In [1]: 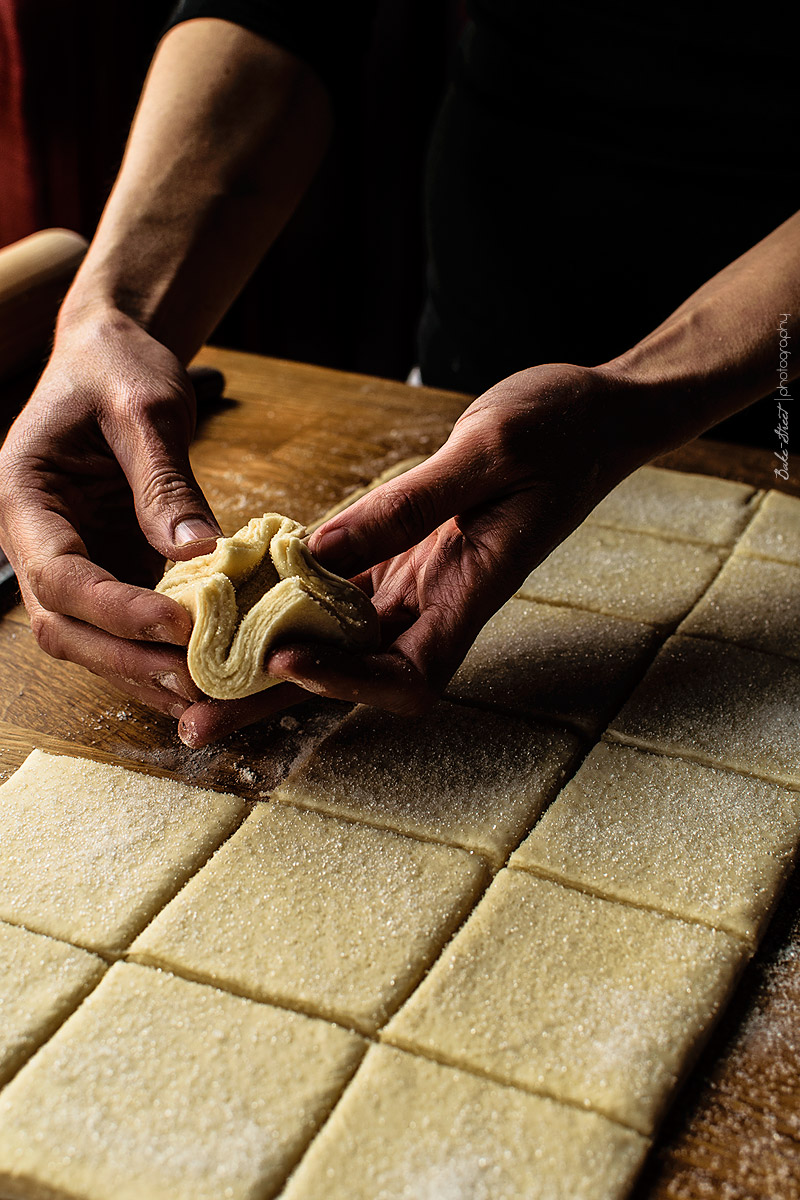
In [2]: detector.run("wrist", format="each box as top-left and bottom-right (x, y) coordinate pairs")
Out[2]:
(595, 299), (791, 463)
(54, 291), (144, 348)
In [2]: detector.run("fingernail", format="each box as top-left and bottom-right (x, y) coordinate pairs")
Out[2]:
(144, 622), (182, 646)
(174, 518), (220, 547)
(153, 671), (195, 701)
(178, 720), (200, 747)
(312, 527), (356, 573)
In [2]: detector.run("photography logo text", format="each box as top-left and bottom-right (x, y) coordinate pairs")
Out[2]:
(775, 314), (791, 481)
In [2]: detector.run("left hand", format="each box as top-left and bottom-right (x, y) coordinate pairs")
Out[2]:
(179, 361), (641, 746)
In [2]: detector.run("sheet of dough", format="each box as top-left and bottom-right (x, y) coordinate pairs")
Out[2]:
(307, 455), (427, 533)
(272, 699), (579, 864)
(515, 524), (725, 629)
(736, 489), (800, 567)
(382, 870), (745, 1135)
(0, 922), (105, 1088)
(510, 742), (800, 943)
(0, 750), (246, 954)
(282, 1044), (649, 1200)
(156, 513), (379, 699)
(678, 553), (800, 662)
(445, 598), (660, 735)
(129, 801), (489, 1034)
(586, 466), (758, 546)
(0, 962), (365, 1200)
(608, 634), (800, 789)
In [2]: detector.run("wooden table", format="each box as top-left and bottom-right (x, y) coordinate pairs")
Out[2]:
(2, 346), (799, 1199)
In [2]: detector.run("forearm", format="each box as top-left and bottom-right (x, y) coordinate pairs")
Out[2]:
(600, 209), (800, 465)
(58, 18), (332, 361)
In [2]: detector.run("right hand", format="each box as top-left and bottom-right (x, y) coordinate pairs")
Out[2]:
(0, 309), (224, 717)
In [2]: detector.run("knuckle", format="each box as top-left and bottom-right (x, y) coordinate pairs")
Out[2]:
(136, 461), (197, 513)
(25, 558), (51, 606)
(29, 610), (64, 660)
(107, 639), (135, 681)
(27, 557), (76, 612)
(376, 485), (438, 543)
(0, 461), (26, 534)
(105, 386), (193, 455)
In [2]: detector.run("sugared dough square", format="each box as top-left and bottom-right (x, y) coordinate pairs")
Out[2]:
(516, 525), (725, 629)
(0, 750), (246, 954)
(0, 963), (365, 1200)
(0, 922), (105, 1087)
(445, 599), (659, 735)
(737, 490), (800, 567)
(272, 699), (579, 864)
(586, 466), (757, 546)
(678, 554), (800, 662)
(129, 802), (489, 1034)
(282, 1044), (649, 1200)
(510, 742), (800, 943)
(382, 871), (745, 1135)
(608, 635), (800, 788)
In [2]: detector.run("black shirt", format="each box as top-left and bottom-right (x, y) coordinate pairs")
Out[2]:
(167, 1), (800, 394)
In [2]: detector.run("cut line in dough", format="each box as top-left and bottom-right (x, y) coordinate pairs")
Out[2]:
(307, 455), (427, 533)
(282, 1044), (650, 1200)
(156, 513), (379, 699)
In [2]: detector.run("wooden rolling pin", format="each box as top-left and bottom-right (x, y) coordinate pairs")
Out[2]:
(0, 228), (87, 383)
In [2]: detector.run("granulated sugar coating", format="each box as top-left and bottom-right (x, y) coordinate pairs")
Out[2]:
(510, 742), (800, 943)
(737, 489), (800, 567)
(282, 1044), (649, 1200)
(0, 963), (365, 1200)
(383, 871), (746, 1136)
(272, 699), (580, 864)
(445, 599), (659, 735)
(643, 913), (800, 1197)
(0, 750), (246, 954)
(608, 635), (800, 789)
(129, 802), (489, 1034)
(0, 923), (105, 1087)
(585, 467), (757, 546)
(516, 525), (725, 630)
(678, 553), (800, 662)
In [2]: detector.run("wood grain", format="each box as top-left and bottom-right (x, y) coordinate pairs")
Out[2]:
(1, 346), (799, 1197)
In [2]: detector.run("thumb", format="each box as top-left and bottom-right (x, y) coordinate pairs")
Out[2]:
(109, 403), (221, 560)
(309, 433), (497, 576)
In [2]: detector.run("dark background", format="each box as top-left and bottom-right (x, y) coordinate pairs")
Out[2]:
(0, 0), (784, 446)
(0, 0), (460, 381)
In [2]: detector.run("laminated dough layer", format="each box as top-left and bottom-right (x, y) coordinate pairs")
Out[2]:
(0, 963), (365, 1200)
(383, 870), (746, 1135)
(0, 922), (105, 1088)
(608, 635), (800, 789)
(129, 801), (489, 1034)
(678, 553), (800, 662)
(445, 598), (660, 734)
(156, 512), (379, 699)
(585, 466), (757, 546)
(282, 1044), (650, 1200)
(272, 699), (580, 864)
(736, 490), (800, 567)
(516, 524), (725, 629)
(0, 750), (245, 954)
(510, 741), (800, 943)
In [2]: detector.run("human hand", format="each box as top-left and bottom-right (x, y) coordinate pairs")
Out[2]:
(0, 310), (224, 717)
(179, 361), (639, 745)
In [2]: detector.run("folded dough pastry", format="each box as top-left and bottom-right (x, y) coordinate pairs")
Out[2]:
(156, 513), (379, 699)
